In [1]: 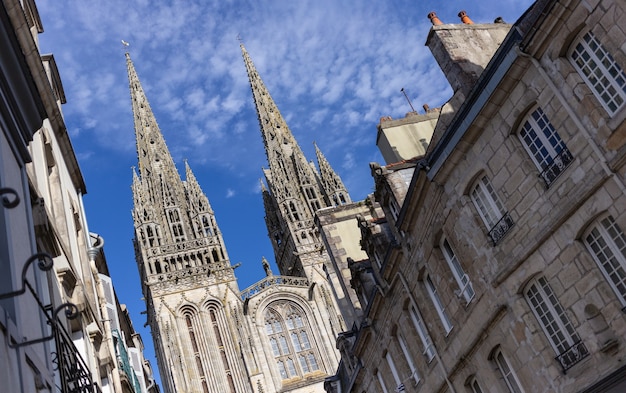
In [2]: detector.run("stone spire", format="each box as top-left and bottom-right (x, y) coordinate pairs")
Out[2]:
(314, 142), (351, 206)
(241, 43), (334, 276)
(126, 52), (181, 190)
(126, 51), (232, 281)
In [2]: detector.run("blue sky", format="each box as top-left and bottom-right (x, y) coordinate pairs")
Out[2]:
(36, 0), (535, 386)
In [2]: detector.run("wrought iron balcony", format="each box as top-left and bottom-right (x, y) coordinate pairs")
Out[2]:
(488, 212), (514, 245)
(540, 147), (574, 188)
(53, 320), (96, 393)
(555, 340), (589, 373)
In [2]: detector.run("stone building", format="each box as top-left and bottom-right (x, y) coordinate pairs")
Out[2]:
(0, 0), (156, 392)
(128, 43), (357, 393)
(329, 1), (626, 392)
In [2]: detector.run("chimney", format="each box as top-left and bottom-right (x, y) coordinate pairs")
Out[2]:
(426, 11), (511, 96)
(428, 12), (443, 26)
(458, 10), (474, 24)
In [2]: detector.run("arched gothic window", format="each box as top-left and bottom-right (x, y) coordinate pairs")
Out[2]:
(183, 310), (210, 393)
(202, 215), (213, 236)
(264, 302), (321, 381)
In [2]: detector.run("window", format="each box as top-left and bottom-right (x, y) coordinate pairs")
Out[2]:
(493, 348), (524, 393)
(470, 175), (513, 245)
(201, 215), (213, 236)
(466, 376), (484, 393)
(525, 277), (588, 371)
(184, 311), (209, 393)
(265, 302), (321, 380)
(519, 107), (573, 187)
(397, 334), (419, 385)
(425, 276), (453, 334)
(409, 304), (435, 361)
(583, 215), (626, 308)
(167, 209), (186, 242)
(376, 370), (390, 393)
(385, 352), (402, 392)
(570, 31), (626, 116)
(388, 197), (400, 221)
(441, 238), (475, 304)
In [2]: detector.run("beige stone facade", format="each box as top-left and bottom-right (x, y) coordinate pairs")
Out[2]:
(376, 111), (438, 165)
(329, 1), (626, 392)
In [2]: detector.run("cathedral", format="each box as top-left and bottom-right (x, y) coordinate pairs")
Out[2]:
(127, 43), (353, 393)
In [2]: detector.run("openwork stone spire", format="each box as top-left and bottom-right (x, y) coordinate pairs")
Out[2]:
(315, 142), (351, 206)
(241, 43), (351, 276)
(126, 51), (231, 283)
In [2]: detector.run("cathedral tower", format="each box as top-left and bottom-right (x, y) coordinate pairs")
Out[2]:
(240, 44), (352, 279)
(127, 52), (251, 393)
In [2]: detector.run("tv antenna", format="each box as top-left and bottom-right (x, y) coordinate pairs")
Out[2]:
(400, 87), (416, 113)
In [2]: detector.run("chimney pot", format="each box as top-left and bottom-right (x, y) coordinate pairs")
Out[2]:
(428, 12), (443, 26)
(458, 10), (474, 24)
(423, 104), (430, 112)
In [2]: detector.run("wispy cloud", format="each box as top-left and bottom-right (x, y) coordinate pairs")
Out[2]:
(37, 0), (534, 199)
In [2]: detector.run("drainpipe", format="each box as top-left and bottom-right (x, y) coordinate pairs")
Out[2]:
(515, 46), (626, 195)
(88, 233), (123, 393)
(396, 272), (457, 393)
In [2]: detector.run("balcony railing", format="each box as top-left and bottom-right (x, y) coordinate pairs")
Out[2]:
(240, 275), (309, 300)
(540, 147), (574, 188)
(555, 340), (589, 373)
(53, 319), (95, 393)
(488, 212), (514, 246)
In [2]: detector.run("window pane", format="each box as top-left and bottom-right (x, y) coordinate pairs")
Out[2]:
(570, 32), (626, 116)
(585, 216), (626, 305)
(426, 276), (453, 333)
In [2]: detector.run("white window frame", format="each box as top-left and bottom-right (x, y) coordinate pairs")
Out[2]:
(376, 370), (390, 393)
(583, 215), (626, 308)
(518, 107), (572, 188)
(397, 334), (420, 385)
(441, 238), (475, 304)
(570, 31), (626, 116)
(493, 349), (524, 393)
(425, 275), (453, 335)
(525, 277), (586, 370)
(467, 376), (484, 393)
(470, 176), (506, 230)
(385, 352), (402, 391)
(409, 304), (435, 362)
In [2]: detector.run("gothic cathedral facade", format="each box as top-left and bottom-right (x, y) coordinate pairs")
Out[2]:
(127, 44), (350, 393)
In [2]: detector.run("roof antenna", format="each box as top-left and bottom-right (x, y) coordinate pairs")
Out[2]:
(400, 88), (417, 113)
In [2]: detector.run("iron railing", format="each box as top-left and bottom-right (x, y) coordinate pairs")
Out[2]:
(53, 317), (96, 393)
(488, 212), (514, 246)
(555, 340), (589, 373)
(540, 147), (574, 188)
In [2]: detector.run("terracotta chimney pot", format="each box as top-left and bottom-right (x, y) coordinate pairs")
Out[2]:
(428, 12), (443, 26)
(458, 10), (474, 24)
